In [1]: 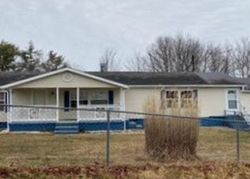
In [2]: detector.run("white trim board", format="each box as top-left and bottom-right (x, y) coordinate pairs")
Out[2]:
(129, 84), (245, 88)
(0, 68), (128, 89)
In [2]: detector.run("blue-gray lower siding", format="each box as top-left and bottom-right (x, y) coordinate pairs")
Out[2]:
(4, 116), (250, 132)
(0, 122), (7, 130)
(79, 121), (125, 132)
(9, 122), (56, 132)
(201, 115), (250, 130)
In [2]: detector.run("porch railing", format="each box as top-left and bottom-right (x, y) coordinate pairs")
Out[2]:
(9, 105), (57, 122)
(6, 105), (124, 122)
(78, 105), (123, 121)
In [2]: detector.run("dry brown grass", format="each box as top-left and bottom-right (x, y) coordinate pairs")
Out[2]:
(0, 128), (249, 168)
(0, 128), (250, 178)
(144, 97), (199, 160)
(1, 162), (250, 178)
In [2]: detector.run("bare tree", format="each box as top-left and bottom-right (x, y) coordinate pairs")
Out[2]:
(200, 45), (211, 72)
(146, 36), (175, 72)
(233, 37), (250, 77)
(128, 34), (204, 72)
(125, 34), (250, 77)
(173, 34), (203, 72)
(125, 52), (149, 71)
(99, 48), (119, 72)
(200, 43), (233, 75)
(221, 43), (233, 75)
(205, 44), (223, 72)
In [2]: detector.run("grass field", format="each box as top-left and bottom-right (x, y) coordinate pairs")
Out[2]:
(0, 127), (250, 167)
(0, 127), (250, 178)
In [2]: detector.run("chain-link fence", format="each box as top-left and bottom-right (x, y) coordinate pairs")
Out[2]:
(0, 104), (249, 167)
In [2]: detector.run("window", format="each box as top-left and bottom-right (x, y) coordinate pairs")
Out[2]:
(163, 90), (179, 108)
(90, 91), (108, 105)
(80, 91), (88, 105)
(227, 90), (238, 110)
(0, 92), (6, 111)
(70, 91), (77, 108)
(180, 90), (197, 107)
(161, 89), (198, 108)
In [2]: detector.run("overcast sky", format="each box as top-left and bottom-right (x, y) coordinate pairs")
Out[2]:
(0, 0), (249, 70)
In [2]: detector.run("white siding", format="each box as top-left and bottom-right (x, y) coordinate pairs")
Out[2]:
(124, 87), (239, 117)
(240, 92), (250, 112)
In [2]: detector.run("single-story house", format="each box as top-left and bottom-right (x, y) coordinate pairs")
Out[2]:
(0, 67), (249, 133)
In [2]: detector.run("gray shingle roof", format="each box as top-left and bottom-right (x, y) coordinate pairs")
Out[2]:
(236, 78), (250, 90)
(89, 72), (243, 85)
(0, 71), (43, 86)
(0, 70), (244, 87)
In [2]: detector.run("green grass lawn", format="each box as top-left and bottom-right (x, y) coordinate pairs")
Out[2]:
(0, 127), (249, 168)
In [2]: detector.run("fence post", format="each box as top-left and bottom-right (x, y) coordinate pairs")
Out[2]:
(106, 109), (111, 166)
(235, 112), (240, 163)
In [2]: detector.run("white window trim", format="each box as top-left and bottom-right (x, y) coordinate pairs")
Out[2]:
(180, 90), (196, 108)
(162, 90), (179, 108)
(225, 89), (240, 111)
(89, 90), (109, 105)
(79, 89), (109, 106)
(79, 90), (89, 105)
(0, 91), (8, 112)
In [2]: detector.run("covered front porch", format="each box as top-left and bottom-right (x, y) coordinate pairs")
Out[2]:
(9, 87), (126, 122)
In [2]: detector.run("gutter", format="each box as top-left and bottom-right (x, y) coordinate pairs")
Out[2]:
(128, 84), (246, 88)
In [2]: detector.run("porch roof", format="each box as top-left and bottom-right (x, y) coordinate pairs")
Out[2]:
(0, 68), (128, 89)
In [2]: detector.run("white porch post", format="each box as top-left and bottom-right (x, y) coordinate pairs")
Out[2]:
(56, 88), (59, 122)
(120, 88), (126, 111)
(119, 88), (126, 130)
(7, 89), (13, 127)
(76, 88), (80, 121)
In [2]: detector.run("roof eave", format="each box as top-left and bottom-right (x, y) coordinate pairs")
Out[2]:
(128, 84), (245, 88)
(0, 68), (129, 89)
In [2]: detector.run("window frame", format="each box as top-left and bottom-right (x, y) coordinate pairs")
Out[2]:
(90, 90), (109, 105)
(0, 91), (7, 112)
(79, 90), (89, 105)
(161, 90), (179, 108)
(180, 90), (198, 108)
(161, 89), (198, 108)
(69, 90), (77, 108)
(226, 89), (239, 111)
(79, 90), (109, 106)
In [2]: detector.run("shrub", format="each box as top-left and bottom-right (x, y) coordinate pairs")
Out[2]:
(144, 96), (199, 160)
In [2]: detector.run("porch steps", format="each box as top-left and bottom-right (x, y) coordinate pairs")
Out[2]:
(54, 122), (79, 134)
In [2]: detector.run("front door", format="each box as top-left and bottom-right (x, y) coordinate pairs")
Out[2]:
(64, 91), (70, 111)
(59, 89), (77, 121)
